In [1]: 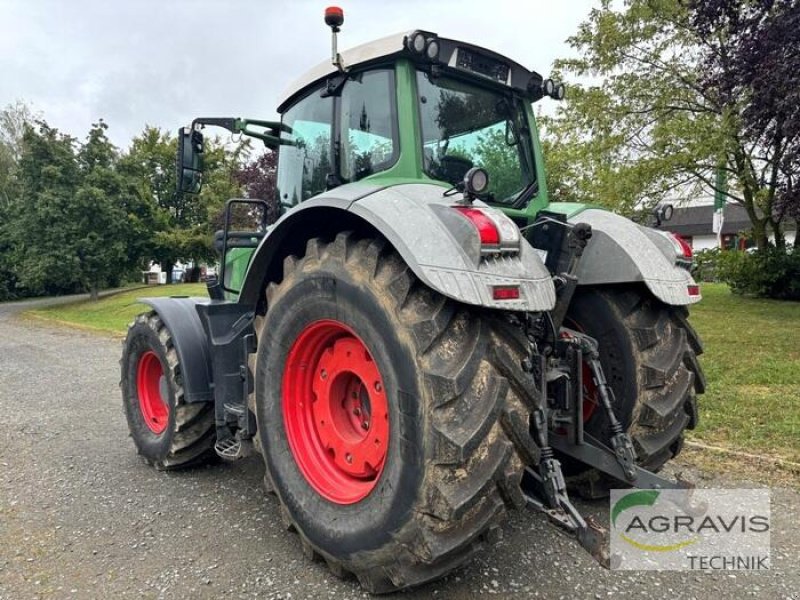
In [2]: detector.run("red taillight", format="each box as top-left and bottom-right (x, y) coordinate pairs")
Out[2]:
(688, 284), (700, 296)
(453, 207), (500, 246)
(672, 233), (693, 260)
(492, 286), (520, 300)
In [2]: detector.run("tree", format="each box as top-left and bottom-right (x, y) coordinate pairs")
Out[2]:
(6, 120), (135, 299)
(119, 127), (249, 283)
(70, 121), (133, 299)
(0, 101), (36, 300)
(117, 126), (179, 280)
(234, 150), (279, 224)
(543, 0), (799, 249)
(689, 0), (800, 249)
(7, 121), (80, 296)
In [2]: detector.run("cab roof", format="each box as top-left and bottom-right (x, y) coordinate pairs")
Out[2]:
(276, 31), (541, 113)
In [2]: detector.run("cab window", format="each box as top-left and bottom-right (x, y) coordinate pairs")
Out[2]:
(339, 69), (398, 182)
(416, 70), (533, 203)
(276, 89), (333, 207)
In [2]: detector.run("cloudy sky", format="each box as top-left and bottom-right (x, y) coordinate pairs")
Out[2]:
(0, 0), (596, 148)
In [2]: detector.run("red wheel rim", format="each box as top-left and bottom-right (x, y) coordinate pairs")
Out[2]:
(137, 350), (169, 434)
(561, 323), (599, 422)
(282, 320), (389, 504)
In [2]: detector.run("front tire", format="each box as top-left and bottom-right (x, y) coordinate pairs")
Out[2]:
(120, 311), (216, 469)
(255, 233), (532, 593)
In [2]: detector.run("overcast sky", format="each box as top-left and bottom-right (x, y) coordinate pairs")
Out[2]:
(0, 0), (596, 149)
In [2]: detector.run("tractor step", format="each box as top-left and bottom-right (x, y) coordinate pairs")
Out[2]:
(214, 437), (253, 461)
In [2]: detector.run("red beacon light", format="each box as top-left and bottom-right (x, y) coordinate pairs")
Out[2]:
(324, 6), (344, 30)
(324, 7), (345, 71)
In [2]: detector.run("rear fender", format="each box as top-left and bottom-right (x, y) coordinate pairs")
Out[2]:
(139, 297), (214, 403)
(239, 183), (556, 311)
(569, 209), (700, 305)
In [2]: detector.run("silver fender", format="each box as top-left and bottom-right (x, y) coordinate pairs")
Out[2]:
(569, 209), (700, 305)
(239, 182), (555, 311)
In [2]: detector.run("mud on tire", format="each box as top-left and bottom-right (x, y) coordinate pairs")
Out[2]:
(120, 311), (216, 470)
(254, 233), (534, 593)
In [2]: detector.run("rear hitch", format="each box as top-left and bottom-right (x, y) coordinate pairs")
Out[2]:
(519, 311), (693, 569)
(518, 316), (612, 567)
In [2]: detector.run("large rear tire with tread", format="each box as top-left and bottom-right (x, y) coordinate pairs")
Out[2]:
(563, 285), (704, 497)
(254, 233), (533, 593)
(120, 311), (217, 470)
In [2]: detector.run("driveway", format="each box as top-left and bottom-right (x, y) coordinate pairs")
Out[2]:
(0, 300), (797, 599)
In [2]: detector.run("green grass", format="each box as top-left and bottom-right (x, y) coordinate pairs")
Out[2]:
(25, 284), (208, 335)
(688, 283), (800, 463)
(24, 281), (800, 463)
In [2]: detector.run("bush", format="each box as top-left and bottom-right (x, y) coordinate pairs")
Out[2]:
(692, 248), (721, 282)
(715, 247), (800, 300)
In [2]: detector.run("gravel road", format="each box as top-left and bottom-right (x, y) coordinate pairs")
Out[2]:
(1, 298), (798, 599)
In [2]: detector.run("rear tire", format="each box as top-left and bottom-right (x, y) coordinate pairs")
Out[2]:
(255, 233), (533, 593)
(120, 311), (216, 470)
(563, 286), (704, 497)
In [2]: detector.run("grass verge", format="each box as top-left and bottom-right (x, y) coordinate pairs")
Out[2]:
(688, 283), (800, 466)
(24, 284), (207, 335)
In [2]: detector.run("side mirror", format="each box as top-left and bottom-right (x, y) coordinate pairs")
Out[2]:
(177, 127), (204, 194)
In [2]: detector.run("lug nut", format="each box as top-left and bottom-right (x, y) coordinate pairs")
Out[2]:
(345, 453), (352, 464)
(362, 421), (369, 430)
(374, 381), (382, 392)
(353, 407), (361, 416)
(320, 369), (327, 380)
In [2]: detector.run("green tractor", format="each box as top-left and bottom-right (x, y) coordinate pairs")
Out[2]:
(121, 7), (704, 593)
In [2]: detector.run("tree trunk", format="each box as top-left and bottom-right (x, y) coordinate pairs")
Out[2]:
(733, 149), (770, 251)
(771, 220), (786, 251)
(164, 261), (174, 285)
(90, 282), (99, 301)
(752, 219), (769, 251)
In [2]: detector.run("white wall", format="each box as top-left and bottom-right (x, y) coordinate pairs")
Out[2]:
(692, 235), (718, 251)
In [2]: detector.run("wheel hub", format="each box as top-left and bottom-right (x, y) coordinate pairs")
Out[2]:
(282, 320), (389, 504)
(136, 350), (169, 434)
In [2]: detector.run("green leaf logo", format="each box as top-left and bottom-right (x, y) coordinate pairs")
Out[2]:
(612, 490), (699, 552)
(612, 490), (660, 528)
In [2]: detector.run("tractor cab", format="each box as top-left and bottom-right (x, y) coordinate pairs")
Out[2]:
(271, 26), (564, 210)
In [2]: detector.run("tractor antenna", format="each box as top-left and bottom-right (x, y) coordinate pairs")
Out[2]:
(325, 6), (346, 72)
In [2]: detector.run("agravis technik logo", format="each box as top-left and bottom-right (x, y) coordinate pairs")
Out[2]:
(610, 488), (770, 570)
